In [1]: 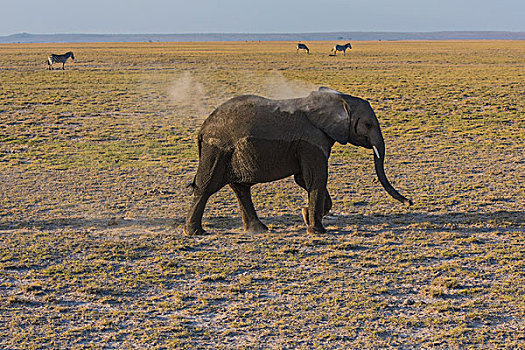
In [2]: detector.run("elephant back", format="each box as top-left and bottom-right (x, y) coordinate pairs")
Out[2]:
(199, 95), (331, 152)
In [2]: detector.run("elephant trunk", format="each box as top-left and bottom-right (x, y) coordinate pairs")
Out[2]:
(373, 141), (413, 206)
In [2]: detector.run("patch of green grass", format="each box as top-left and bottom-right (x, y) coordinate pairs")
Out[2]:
(0, 41), (524, 349)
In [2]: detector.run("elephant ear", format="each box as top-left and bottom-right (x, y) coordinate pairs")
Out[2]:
(304, 91), (351, 144)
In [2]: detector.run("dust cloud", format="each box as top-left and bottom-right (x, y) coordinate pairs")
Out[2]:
(260, 72), (317, 99)
(167, 71), (207, 114)
(166, 70), (318, 117)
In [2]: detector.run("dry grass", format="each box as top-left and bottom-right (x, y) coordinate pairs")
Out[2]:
(0, 41), (524, 349)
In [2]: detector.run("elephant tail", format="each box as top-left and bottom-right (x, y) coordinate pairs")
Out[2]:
(187, 177), (197, 194)
(197, 133), (203, 158)
(187, 134), (203, 194)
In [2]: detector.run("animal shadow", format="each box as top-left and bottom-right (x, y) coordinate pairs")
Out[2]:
(1, 210), (522, 235)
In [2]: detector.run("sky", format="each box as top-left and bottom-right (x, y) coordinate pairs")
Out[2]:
(1, 0), (524, 36)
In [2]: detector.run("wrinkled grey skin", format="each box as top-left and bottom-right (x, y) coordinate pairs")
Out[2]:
(184, 87), (412, 235)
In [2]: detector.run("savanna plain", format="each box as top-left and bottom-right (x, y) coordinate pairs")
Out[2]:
(0, 41), (524, 349)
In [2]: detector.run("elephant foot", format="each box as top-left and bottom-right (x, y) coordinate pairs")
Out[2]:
(302, 206), (330, 225)
(184, 224), (206, 236)
(302, 208), (327, 234)
(307, 225), (326, 235)
(245, 220), (268, 234)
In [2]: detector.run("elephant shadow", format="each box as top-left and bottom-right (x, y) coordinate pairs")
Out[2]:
(202, 209), (524, 235)
(1, 210), (522, 235)
(328, 210), (524, 235)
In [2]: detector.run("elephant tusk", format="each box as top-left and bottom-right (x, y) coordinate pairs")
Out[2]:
(373, 146), (380, 159)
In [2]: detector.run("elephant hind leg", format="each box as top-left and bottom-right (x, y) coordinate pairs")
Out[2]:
(230, 183), (268, 233)
(184, 194), (211, 235)
(184, 147), (230, 235)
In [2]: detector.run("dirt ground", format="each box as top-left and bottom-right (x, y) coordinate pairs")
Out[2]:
(0, 41), (524, 349)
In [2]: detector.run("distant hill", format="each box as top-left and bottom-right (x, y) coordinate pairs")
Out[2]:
(1, 31), (524, 43)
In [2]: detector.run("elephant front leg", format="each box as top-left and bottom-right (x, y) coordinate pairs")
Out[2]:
(301, 189), (331, 226)
(294, 158), (330, 234)
(230, 183), (268, 233)
(306, 188), (327, 234)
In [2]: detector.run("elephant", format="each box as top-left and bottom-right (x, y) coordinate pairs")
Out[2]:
(184, 87), (412, 235)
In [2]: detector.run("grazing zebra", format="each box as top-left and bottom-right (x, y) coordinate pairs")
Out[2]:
(296, 43), (310, 54)
(47, 51), (75, 70)
(331, 43), (352, 56)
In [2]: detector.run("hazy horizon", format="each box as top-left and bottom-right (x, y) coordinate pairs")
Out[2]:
(1, 0), (524, 37)
(4, 30), (525, 36)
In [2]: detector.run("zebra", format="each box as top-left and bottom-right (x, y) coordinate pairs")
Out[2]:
(47, 51), (75, 70)
(296, 43), (310, 54)
(331, 43), (352, 56)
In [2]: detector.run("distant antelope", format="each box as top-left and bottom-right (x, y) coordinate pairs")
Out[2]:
(47, 51), (75, 70)
(331, 43), (352, 56)
(296, 43), (310, 54)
